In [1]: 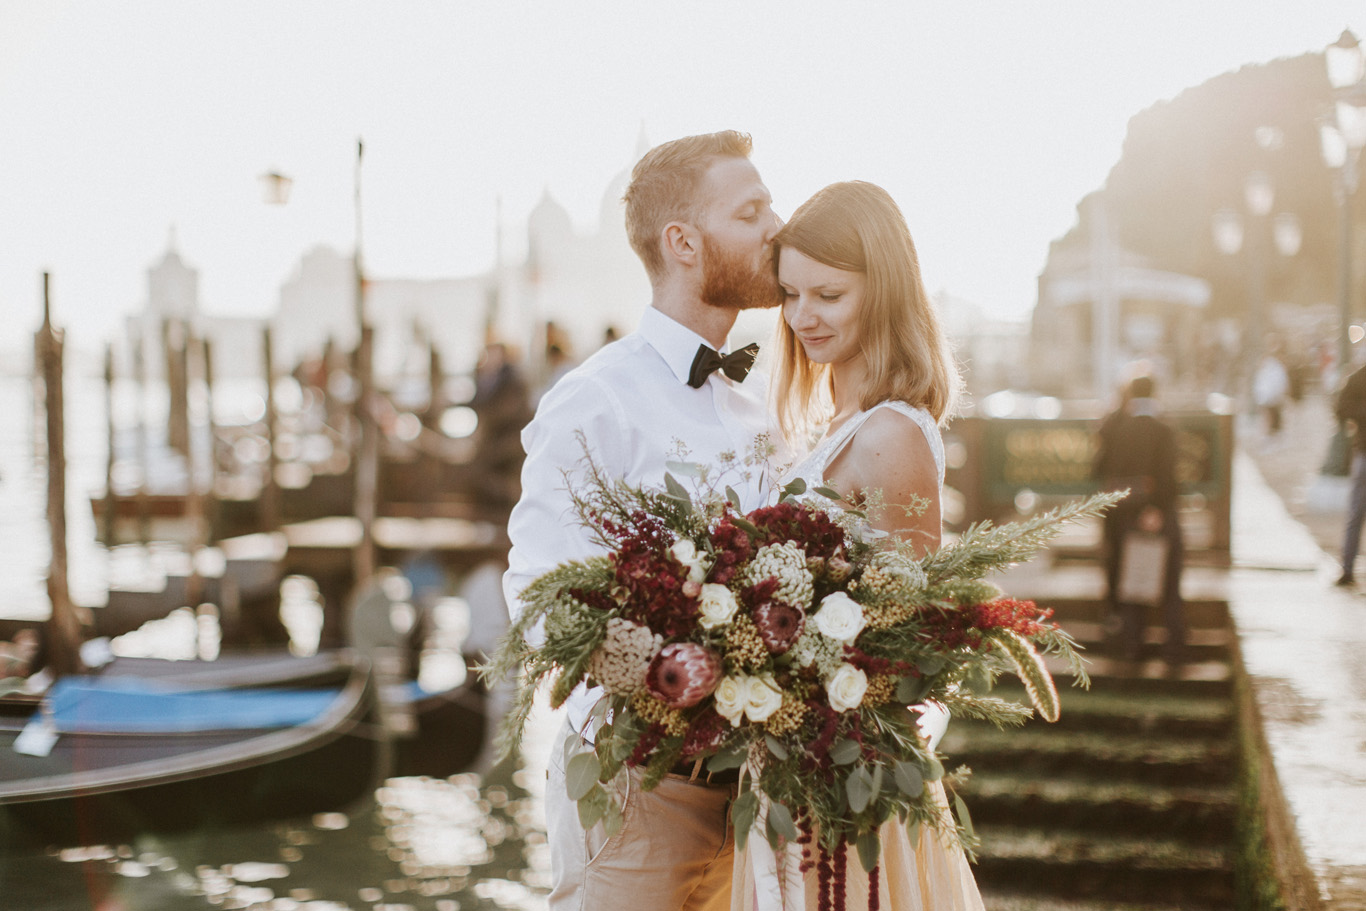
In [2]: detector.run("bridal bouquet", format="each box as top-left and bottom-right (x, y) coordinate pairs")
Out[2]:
(486, 442), (1119, 887)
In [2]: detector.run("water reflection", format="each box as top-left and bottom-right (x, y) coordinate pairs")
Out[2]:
(3, 650), (557, 910)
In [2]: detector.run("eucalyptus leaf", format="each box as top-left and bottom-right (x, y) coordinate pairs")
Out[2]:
(663, 473), (693, 508)
(829, 738), (861, 766)
(924, 756), (944, 782)
(731, 517), (760, 538)
(780, 478), (808, 500)
(894, 760), (924, 797)
(896, 676), (931, 704)
(917, 655), (946, 676)
(725, 486), (743, 508)
(906, 818), (921, 848)
(576, 786), (608, 829)
(731, 791), (760, 851)
(765, 734), (789, 761)
(846, 766), (874, 813)
(602, 798), (625, 838)
(766, 800), (799, 842)
(665, 460), (705, 478)
(707, 745), (748, 773)
(966, 663), (993, 694)
(561, 731), (581, 770)
(855, 829), (881, 873)
(565, 751), (603, 800)
(813, 485), (843, 501)
(953, 792), (976, 841)
(870, 763), (885, 798)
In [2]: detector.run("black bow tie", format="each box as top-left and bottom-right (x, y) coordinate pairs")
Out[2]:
(687, 342), (759, 388)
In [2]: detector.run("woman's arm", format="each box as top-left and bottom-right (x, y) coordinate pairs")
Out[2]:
(823, 407), (942, 556)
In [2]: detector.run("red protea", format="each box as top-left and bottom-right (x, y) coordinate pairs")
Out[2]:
(646, 642), (722, 708)
(753, 601), (805, 654)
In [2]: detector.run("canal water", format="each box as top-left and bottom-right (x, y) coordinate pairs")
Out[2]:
(0, 367), (555, 910)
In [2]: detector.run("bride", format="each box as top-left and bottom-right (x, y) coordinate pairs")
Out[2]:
(733, 181), (985, 911)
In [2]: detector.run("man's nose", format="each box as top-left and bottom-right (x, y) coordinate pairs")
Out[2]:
(766, 210), (784, 239)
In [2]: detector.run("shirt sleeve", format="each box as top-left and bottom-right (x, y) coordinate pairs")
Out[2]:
(501, 370), (629, 633)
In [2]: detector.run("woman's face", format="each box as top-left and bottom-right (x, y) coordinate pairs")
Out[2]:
(778, 246), (865, 367)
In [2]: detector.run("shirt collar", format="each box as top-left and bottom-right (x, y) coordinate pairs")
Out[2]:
(638, 306), (723, 386)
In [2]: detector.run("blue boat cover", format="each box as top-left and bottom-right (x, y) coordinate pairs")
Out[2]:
(45, 677), (341, 733)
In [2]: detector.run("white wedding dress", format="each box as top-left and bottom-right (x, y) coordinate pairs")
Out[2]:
(732, 399), (986, 911)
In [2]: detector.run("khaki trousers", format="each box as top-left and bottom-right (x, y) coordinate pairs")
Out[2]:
(546, 720), (735, 911)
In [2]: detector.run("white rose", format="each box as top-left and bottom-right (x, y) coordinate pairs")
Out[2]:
(714, 675), (747, 726)
(814, 592), (867, 644)
(669, 538), (709, 583)
(825, 663), (869, 713)
(743, 675), (785, 723)
(696, 583), (739, 629)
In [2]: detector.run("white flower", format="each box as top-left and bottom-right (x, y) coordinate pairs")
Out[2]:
(714, 675), (747, 726)
(742, 541), (814, 609)
(743, 674), (784, 723)
(814, 591), (866, 644)
(825, 663), (869, 713)
(697, 583), (740, 629)
(670, 538), (709, 583)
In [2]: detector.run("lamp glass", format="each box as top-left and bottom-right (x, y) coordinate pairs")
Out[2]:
(1274, 213), (1303, 256)
(1326, 29), (1365, 89)
(1244, 172), (1275, 216)
(259, 172), (294, 206)
(1321, 122), (1349, 168)
(1212, 208), (1244, 255)
(1336, 101), (1366, 149)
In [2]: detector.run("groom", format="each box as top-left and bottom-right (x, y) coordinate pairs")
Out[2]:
(502, 130), (784, 910)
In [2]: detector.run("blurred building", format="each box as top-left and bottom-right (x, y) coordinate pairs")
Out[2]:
(936, 290), (1030, 401)
(1029, 199), (1211, 399)
(272, 140), (652, 383)
(123, 236), (266, 383)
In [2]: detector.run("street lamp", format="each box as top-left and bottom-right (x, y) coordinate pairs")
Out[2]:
(1211, 156), (1302, 412)
(1319, 29), (1366, 476)
(259, 170), (294, 206)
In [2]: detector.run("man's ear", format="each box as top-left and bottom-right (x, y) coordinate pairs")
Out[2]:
(662, 221), (701, 268)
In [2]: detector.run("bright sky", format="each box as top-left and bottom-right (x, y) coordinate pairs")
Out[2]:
(1, 1), (1361, 361)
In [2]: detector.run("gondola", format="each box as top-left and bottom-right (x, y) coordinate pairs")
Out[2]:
(0, 649), (381, 846)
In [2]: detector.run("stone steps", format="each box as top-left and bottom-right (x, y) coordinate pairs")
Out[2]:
(946, 598), (1241, 909)
(957, 770), (1236, 839)
(943, 726), (1235, 788)
(971, 826), (1234, 909)
(981, 894), (1204, 911)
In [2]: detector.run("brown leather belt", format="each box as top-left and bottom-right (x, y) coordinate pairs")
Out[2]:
(668, 758), (740, 785)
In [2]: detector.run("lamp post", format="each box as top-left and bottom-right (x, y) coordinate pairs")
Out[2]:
(1211, 153), (1302, 415)
(1319, 29), (1366, 476)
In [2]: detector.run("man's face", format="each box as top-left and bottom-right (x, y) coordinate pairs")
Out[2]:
(694, 157), (783, 311)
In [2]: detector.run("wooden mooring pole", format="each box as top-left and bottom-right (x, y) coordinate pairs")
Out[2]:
(102, 342), (118, 547)
(37, 273), (85, 676)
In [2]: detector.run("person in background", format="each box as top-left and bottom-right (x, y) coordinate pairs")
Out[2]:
(1253, 347), (1290, 438)
(1333, 360), (1366, 586)
(1093, 374), (1185, 665)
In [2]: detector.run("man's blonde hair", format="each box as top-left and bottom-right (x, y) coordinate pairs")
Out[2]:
(773, 181), (961, 442)
(623, 131), (753, 281)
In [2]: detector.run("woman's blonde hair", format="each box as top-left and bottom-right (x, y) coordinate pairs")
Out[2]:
(772, 181), (960, 442)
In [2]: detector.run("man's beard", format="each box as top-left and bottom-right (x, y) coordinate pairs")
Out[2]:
(699, 238), (783, 312)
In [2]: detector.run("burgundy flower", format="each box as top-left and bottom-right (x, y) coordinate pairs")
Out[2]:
(680, 707), (730, 759)
(753, 601), (805, 654)
(646, 642), (721, 708)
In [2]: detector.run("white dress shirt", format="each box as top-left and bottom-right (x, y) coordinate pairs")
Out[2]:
(502, 306), (777, 735)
